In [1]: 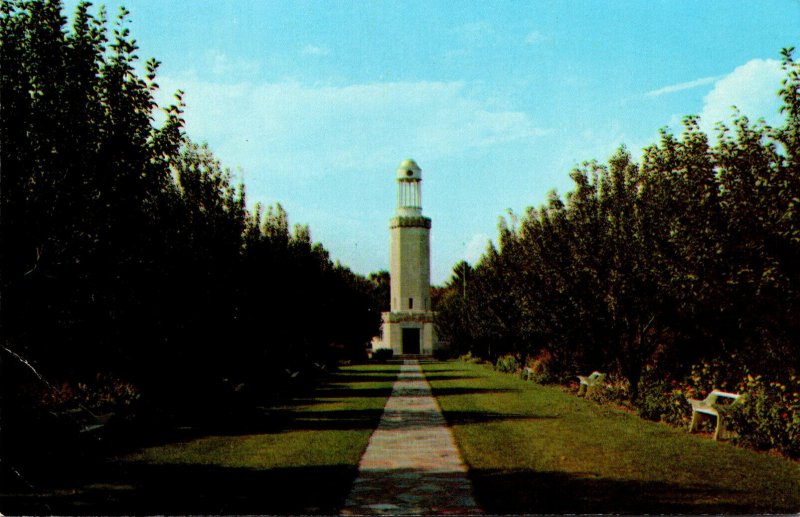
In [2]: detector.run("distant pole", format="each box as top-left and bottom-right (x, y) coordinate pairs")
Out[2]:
(463, 262), (467, 299)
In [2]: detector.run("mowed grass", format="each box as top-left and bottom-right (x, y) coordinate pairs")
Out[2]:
(2, 363), (399, 515)
(423, 360), (800, 514)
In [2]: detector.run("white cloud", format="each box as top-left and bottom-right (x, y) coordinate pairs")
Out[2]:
(645, 75), (721, 97)
(525, 30), (547, 45)
(157, 76), (546, 180)
(152, 74), (545, 282)
(699, 58), (785, 133)
(301, 44), (331, 56)
(206, 50), (260, 77)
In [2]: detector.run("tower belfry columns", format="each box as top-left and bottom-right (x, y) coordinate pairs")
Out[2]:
(398, 181), (422, 209)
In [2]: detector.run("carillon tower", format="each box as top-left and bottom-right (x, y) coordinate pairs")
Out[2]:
(373, 159), (439, 356)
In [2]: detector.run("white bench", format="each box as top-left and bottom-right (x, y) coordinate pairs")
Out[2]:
(577, 371), (606, 396)
(688, 390), (740, 441)
(52, 406), (114, 434)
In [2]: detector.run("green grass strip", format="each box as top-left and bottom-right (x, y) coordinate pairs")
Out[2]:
(3, 363), (399, 515)
(423, 360), (800, 514)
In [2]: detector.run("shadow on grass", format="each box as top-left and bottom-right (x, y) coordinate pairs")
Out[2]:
(419, 374), (483, 382)
(419, 368), (479, 374)
(430, 386), (521, 396)
(469, 468), (770, 515)
(441, 411), (557, 426)
(0, 366), (397, 515)
(326, 374), (401, 384)
(134, 406), (389, 438)
(2, 462), (357, 515)
(131, 369), (397, 439)
(284, 408), (387, 431)
(314, 386), (396, 399)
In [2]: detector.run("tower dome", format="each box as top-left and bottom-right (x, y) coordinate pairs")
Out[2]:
(396, 159), (422, 181)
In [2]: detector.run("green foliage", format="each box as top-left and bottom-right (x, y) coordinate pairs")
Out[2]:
(0, 0), (385, 473)
(432, 347), (455, 360)
(371, 348), (394, 362)
(587, 360), (800, 458)
(728, 375), (800, 458)
(682, 358), (745, 399)
(634, 370), (691, 425)
(522, 350), (556, 384)
(585, 375), (630, 406)
(435, 47), (800, 402)
(459, 351), (483, 364)
(495, 354), (521, 374)
(368, 270), (391, 312)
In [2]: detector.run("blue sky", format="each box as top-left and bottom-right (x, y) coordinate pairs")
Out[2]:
(65, 0), (798, 283)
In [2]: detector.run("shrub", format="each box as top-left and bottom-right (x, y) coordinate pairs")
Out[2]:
(495, 354), (521, 374)
(524, 350), (555, 384)
(40, 373), (140, 415)
(628, 358), (748, 430)
(459, 351), (483, 364)
(727, 374), (800, 458)
(683, 358), (745, 400)
(525, 369), (552, 384)
(433, 348), (455, 360)
(586, 375), (630, 406)
(371, 348), (394, 362)
(636, 374), (691, 425)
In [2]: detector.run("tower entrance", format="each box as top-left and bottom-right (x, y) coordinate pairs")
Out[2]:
(402, 328), (421, 355)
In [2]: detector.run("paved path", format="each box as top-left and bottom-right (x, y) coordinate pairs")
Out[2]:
(341, 360), (482, 515)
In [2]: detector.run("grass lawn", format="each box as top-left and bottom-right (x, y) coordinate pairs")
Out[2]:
(1, 363), (399, 515)
(423, 360), (800, 515)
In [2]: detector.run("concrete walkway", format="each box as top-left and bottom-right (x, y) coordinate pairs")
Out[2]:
(341, 360), (482, 515)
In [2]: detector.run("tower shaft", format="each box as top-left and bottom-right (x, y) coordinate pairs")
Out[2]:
(390, 216), (431, 312)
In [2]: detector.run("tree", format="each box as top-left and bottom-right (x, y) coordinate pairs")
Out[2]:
(435, 47), (800, 396)
(1, 0), (387, 423)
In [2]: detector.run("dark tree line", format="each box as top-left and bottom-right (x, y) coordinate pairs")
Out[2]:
(437, 48), (800, 401)
(1, 0), (384, 430)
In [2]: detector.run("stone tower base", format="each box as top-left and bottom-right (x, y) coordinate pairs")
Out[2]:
(372, 311), (438, 356)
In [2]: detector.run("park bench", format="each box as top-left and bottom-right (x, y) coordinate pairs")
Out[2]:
(577, 371), (606, 396)
(687, 390), (741, 441)
(52, 405), (114, 434)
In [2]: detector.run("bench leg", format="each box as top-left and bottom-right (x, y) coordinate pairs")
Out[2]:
(712, 416), (720, 441)
(714, 416), (725, 441)
(578, 384), (586, 396)
(689, 411), (700, 433)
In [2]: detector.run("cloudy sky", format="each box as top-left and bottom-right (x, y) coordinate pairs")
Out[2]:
(65, 0), (798, 283)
